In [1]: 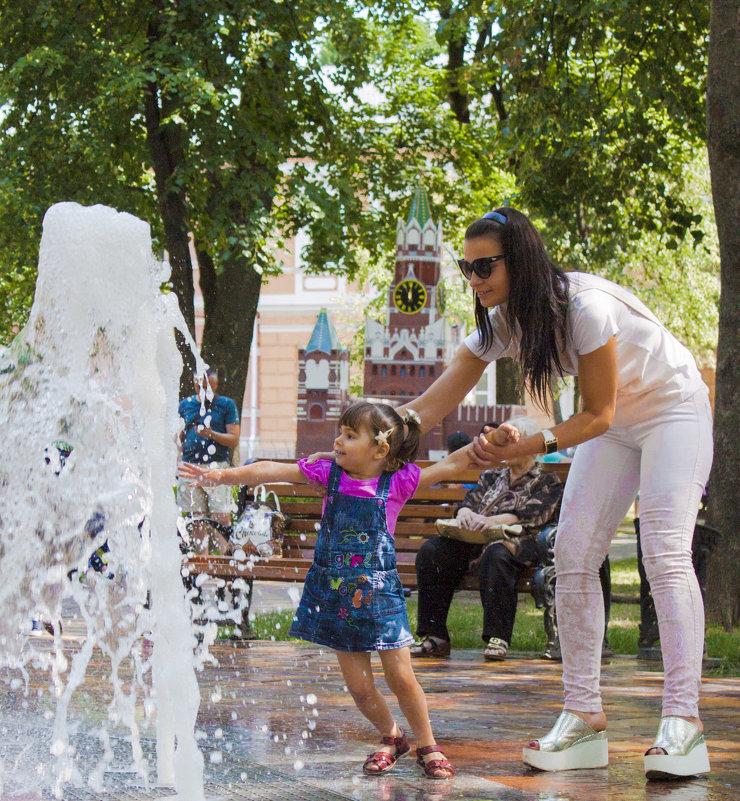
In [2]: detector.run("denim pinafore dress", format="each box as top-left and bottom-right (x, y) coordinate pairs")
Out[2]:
(289, 462), (413, 652)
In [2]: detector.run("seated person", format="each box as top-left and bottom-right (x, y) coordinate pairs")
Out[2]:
(411, 416), (563, 661)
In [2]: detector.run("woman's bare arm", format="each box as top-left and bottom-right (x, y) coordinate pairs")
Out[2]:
(470, 337), (619, 465)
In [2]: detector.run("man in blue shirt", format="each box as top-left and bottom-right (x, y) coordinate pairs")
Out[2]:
(177, 369), (240, 552)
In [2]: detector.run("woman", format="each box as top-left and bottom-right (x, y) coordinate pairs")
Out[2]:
(400, 208), (713, 780)
(412, 416), (563, 662)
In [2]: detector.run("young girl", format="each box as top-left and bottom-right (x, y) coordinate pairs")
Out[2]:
(179, 401), (517, 780)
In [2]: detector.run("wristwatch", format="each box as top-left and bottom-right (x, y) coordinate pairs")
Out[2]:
(541, 429), (559, 455)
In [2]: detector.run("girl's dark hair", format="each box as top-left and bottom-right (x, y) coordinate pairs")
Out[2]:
(465, 207), (569, 410)
(339, 401), (420, 472)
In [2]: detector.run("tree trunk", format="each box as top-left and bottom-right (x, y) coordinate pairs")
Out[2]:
(705, 0), (740, 628)
(496, 357), (524, 404)
(197, 246), (262, 415)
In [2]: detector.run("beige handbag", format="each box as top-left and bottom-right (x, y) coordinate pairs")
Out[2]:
(230, 485), (285, 557)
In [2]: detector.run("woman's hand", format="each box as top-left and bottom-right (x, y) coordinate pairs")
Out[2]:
(489, 422), (520, 445)
(469, 433), (518, 467)
(178, 462), (221, 487)
(456, 508), (490, 531)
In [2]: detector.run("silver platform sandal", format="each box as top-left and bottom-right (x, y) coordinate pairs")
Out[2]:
(644, 717), (710, 780)
(522, 711), (608, 771)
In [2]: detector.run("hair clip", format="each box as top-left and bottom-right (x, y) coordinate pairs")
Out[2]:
(375, 428), (393, 446)
(402, 409), (421, 426)
(481, 211), (507, 225)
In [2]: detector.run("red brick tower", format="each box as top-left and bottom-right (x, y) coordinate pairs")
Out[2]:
(363, 184), (448, 456)
(296, 308), (350, 457)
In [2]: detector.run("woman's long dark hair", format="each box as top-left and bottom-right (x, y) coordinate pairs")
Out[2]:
(465, 207), (569, 411)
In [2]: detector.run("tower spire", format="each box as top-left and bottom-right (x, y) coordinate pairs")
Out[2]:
(406, 182), (433, 227)
(305, 308), (340, 354)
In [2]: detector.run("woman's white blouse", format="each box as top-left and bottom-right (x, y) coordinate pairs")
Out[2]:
(464, 272), (707, 427)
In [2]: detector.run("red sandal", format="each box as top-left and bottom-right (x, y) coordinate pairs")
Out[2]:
(362, 731), (410, 775)
(416, 744), (456, 779)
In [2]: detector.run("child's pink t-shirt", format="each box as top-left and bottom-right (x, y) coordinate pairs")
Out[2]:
(297, 459), (421, 537)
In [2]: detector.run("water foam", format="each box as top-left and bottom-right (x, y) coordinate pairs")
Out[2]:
(0, 203), (204, 799)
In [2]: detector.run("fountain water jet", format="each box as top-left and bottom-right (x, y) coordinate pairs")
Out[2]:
(0, 203), (205, 799)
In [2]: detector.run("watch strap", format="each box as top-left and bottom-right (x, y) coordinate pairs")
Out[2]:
(541, 428), (559, 455)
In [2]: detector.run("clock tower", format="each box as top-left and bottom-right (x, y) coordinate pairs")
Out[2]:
(363, 184), (449, 454)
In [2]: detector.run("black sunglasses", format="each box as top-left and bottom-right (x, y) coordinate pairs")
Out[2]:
(457, 253), (505, 280)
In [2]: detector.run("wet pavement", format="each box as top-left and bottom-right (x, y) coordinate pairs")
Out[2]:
(2, 591), (738, 801)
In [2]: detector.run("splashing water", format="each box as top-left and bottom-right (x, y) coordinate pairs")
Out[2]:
(0, 203), (205, 799)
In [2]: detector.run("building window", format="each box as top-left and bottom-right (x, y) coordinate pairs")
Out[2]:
(419, 367), (425, 377)
(391, 365), (396, 376)
(430, 367), (435, 377)
(410, 366), (415, 376)
(308, 403), (325, 421)
(373, 365), (377, 375)
(381, 366), (387, 376)
(400, 366), (406, 377)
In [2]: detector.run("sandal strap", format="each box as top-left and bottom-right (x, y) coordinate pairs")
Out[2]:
(364, 751), (395, 769)
(416, 744), (444, 757)
(423, 758), (455, 774)
(379, 731), (410, 753)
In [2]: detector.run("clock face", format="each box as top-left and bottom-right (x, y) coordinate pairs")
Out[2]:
(393, 279), (427, 315)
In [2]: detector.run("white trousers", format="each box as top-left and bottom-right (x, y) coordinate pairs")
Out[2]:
(555, 390), (713, 717)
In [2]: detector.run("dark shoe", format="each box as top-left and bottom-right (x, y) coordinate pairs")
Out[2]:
(363, 731), (410, 775)
(410, 637), (451, 658)
(542, 639), (562, 661)
(416, 744), (455, 779)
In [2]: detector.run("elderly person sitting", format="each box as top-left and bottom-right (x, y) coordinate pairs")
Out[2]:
(411, 417), (564, 661)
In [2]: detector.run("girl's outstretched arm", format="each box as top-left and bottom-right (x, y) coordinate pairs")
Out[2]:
(414, 423), (520, 493)
(178, 460), (308, 488)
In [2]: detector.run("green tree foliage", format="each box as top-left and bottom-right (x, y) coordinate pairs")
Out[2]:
(0, 1), (719, 392)
(2, 1), (477, 406)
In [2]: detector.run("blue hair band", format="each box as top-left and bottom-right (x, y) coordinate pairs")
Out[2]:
(481, 211), (507, 225)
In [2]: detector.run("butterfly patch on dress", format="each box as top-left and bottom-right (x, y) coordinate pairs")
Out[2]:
(352, 588), (372, 609)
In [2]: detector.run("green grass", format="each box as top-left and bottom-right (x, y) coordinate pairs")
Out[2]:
(242, 557), (740, 675)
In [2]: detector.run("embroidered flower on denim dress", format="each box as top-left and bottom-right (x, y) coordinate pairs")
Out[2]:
(338, 606), (359, 629)
(339, 528), (370, 545)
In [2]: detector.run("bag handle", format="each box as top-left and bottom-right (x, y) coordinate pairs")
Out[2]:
(252, 483), (281, 513)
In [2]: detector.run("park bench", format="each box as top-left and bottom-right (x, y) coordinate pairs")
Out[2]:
(183, 461), (570, 601)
